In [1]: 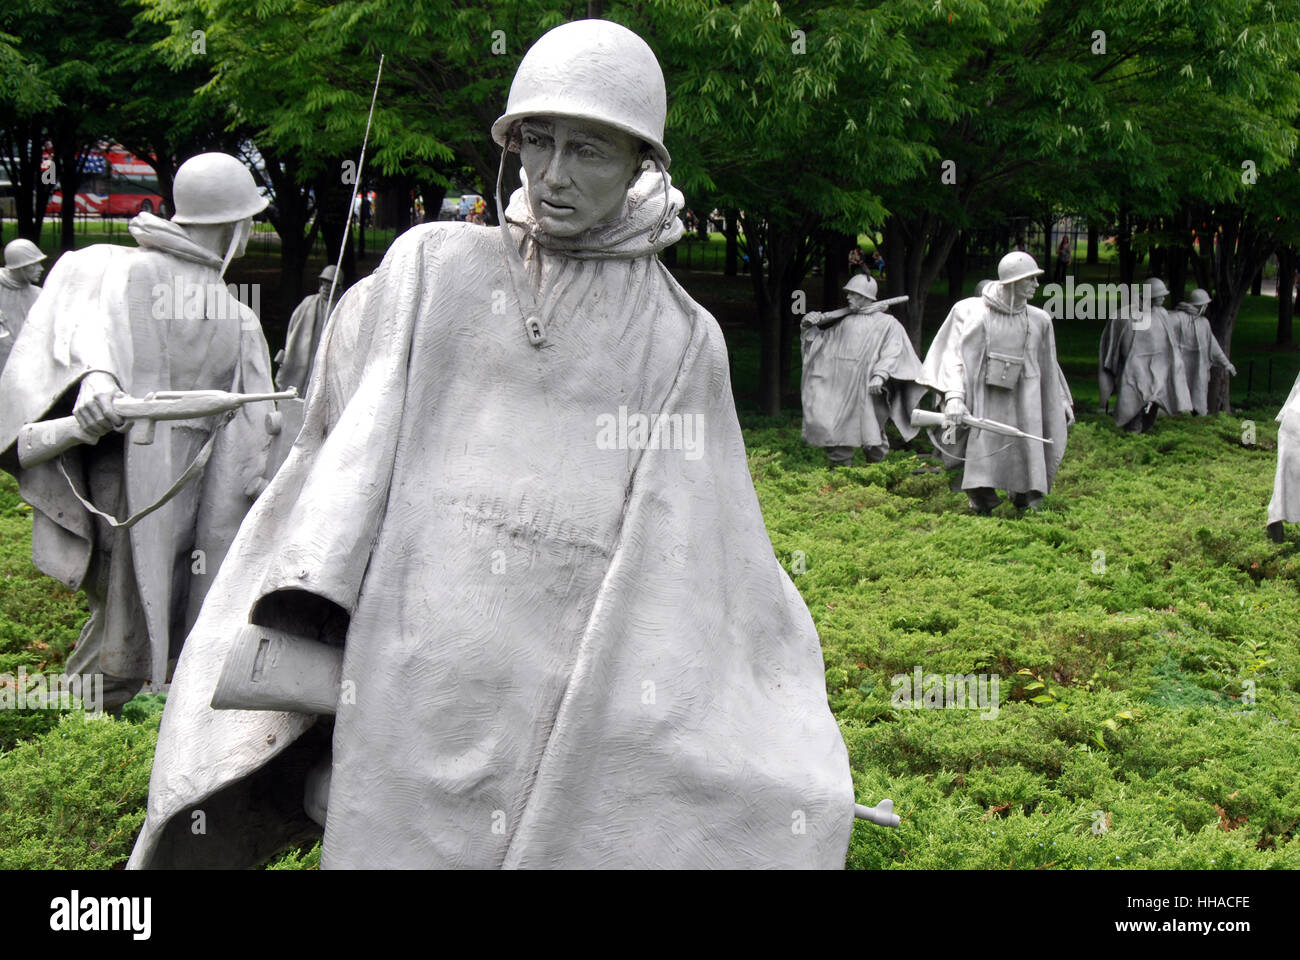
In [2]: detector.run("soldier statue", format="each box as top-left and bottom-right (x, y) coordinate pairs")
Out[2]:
(921, 252), (1074, 513)
(800, 274), (925, 467)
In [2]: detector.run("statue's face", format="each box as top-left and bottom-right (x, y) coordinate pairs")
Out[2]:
(319, 278), (332, 295)
(845, 292), (868, 312)
(519, 116), (642, 237)
(21, 262), (43, 284)
(1013, 275), (1039, 299)
(1151, 294), (1165, 307)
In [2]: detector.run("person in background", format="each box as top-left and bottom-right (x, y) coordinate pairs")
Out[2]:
(1054, 235), (1072, 284)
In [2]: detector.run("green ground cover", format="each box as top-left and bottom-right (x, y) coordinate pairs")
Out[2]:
(0, 257), (1296, 869)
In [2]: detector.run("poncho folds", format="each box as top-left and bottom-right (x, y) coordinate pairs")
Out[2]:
(1268, 372), (1300, 526)
(0, 268), (41, 372)
(1168, 305), (1232, 415)
(273, 288), (337, 395)
(921, 281), (1074, 496)
(129, 170), (854, 869)
(1099, 306), (1189, 427)
(800, 309), (926, 450)
(0, 213), (274, 695)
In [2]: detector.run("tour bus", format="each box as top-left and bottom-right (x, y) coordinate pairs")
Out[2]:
(44, 146), (165, 217)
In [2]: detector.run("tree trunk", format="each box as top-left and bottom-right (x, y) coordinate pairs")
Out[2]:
(946, 229), (966, 299)
(1117, 204), (1135, 286)
(1277, 246), (1296, 347)
(724, 209), (738, 276)
(53, 132), (86, 253)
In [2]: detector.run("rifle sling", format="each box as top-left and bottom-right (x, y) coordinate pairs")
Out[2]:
(56, 411), (235, 530)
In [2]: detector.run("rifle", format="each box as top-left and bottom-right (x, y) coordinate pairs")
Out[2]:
(18, 388), (298, 468)
(804, 295), (910, 329)
(910, 408), (1053, 445)
(854, 799), (901, 828)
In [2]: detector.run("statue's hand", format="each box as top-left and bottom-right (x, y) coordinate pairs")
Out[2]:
(942, 395), (968, 428)
(1226, 362), (1238, 377)
(867, 376), (886, 396)
(802, 312), (822, 329)
(73, 373), (125, 438)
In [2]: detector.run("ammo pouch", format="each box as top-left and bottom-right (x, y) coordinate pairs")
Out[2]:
(984, 316), (1031, 389)
(984, 352), (1025, 389)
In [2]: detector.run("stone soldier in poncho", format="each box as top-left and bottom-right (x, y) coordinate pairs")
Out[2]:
(1099, 278), (1189, 433)
(274, 264), (339, 395)
(800, 274), (925, 467)
(921, 252), (1074, 513)
(130, 20), (854, 870)
(1168, 288), (1235, 414)
(0, 153), (276, 711)
(1267, 371), (1300, 542)
(0, 238), (47, 371)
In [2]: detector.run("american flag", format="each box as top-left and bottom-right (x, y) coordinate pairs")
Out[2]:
(76, 153), (108, 174)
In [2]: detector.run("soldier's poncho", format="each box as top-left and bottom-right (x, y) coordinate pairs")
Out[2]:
(1267, 373), (1300, 526)
(0, 266), (41, 332)
(0, 269), (41, 372)
(0, 213), (274, 694)
(1102, 306), (1189, 427)
(1168, 305), (1232, 414)
(273, 288), (336, 394)
(921, 282), (1073, 496)
(800, 310), (926, 450)
(129, 173), (854, 869)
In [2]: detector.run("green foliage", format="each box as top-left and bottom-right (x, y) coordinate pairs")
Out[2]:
(266, 840), (321, 870)
(750, 406), (1300, 868)
(0, 711), (158, 869)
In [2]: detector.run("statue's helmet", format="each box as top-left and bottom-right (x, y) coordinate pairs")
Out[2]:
(491, 19), (671, 169)
(171, 153), (269, 225)
(997, 251), (1044, 283)
(1185, 287), (1211, 306)
(318, 264), (338, 282)
(4, 238), (46, 269)
(843, 274), (878, 300)
(1145, 277), (1170, 298)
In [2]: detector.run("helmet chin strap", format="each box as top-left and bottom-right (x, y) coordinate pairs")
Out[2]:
(219, 219), (249, 279)
(496, 147), (547, 347)
(647, 156), (673, 246)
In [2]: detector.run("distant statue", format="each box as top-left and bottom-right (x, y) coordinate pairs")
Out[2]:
(1268, 371), (1300, 542)
(1099, 278), (1189, 432)
(920, 252), (1074, 513)
(1168, 288), (1235, 413)
(0, 152), (279, 712)
(130, 19), (856, 870)
(800, 274), (925, 467)
(274, 264), (339, 395)
(0, 239), (48, 367)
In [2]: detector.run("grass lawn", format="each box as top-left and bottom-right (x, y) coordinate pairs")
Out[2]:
(0, 245), (1297, 869)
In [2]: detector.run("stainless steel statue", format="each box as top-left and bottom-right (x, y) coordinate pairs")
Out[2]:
(1168, 288), (1235, 414)
(0, 152), (279, 711)
(274, 264), (339, 395)
(921, 252), (1074, 513)
(800, 274), (925, 467)
(0, 238), (47, 371)
(1268, 370), (1300, 542)
(1099, 278), (1188, 432)
(130, 20), (857, 870)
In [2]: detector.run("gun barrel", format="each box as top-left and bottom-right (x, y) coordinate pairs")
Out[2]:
(16, 389), (299, 468)
(854, 800), (900, 828)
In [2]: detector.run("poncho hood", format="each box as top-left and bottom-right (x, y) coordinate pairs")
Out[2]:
(504, 166), (685, 259)
(128, 212), (224, 269)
